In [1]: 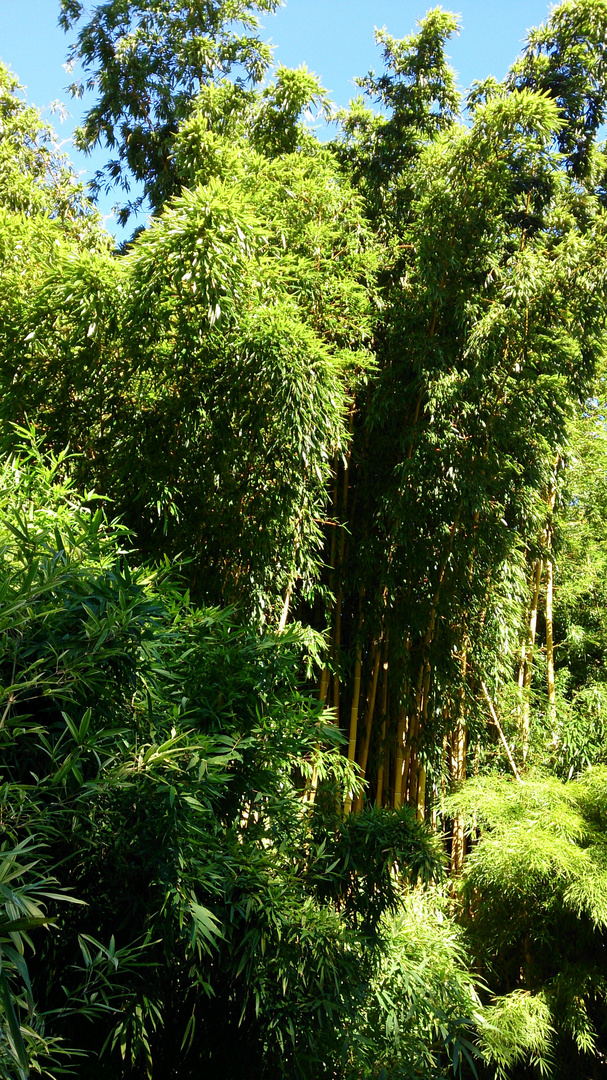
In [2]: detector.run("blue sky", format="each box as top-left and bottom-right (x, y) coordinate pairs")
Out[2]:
(1, 0), (552, 238)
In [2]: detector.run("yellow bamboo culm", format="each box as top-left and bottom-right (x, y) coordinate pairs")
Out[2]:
(416, 764), (426, 822)
(393, 706), (407, 809)
(278, 587), (291, 632)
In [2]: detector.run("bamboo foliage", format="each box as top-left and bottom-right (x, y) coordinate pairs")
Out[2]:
(315, 10), (607, 820)
(3, 7), (607, 833)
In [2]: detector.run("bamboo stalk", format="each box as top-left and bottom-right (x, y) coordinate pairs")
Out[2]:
(546, 555), (556, 740)
(278, 587), (291, 632)
(347, 643), (363, 765)
(357, 647), (381, 775)
(481, 680), (522, 782)
(344, 586), (365, 816)
(520, 558), (542, 760)
(331, 430), (353, 723)
(375, 655), (389, 807)
(546, 475), (557, 742)
(416, 764), (426, 822)
(450, 648), (468, 875)
(393, 706), (407, 809)
(319, 667), (330, 707)
(318, 465), (340, 704)
(353, 645), (381, 813)
(332, 584), (342, 719)
(304, 762), (319, 807)
(375, 720), (388, 807)
(408, 747), (419, 809)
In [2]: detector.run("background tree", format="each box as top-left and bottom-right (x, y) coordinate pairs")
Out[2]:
(59, 0), (281, 220)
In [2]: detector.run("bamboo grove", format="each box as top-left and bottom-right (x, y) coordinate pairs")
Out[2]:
(5, 0), (607, 1075)
(7, 3), (607, 834)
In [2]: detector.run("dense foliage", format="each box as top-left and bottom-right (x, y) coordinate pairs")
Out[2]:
(0, 432), (445, 1078)
(3, 0), (607, 1076)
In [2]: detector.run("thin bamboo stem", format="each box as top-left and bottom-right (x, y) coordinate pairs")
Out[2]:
(546, 475), (557, 742)
(481, 680), (522, 782)
(353, 645), (381, 813)
(375, 654), (389, 807)
(344, 586), (364, 816)
(546, 555), (556, 739)
(520, 558), (542, 760)
(416, 764), (426, 822)
(450, 648), (468, 875)
(393, 706), (407, 809)
(278, 587), (291, 632)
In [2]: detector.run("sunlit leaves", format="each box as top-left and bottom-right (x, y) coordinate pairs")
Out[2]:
(58, 0), (282, 219)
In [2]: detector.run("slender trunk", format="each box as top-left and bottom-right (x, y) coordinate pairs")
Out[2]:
(331, 488), (349, 718)
(303, 762), (318, 806)
(353, 645), (381, 813)
(416, 764), (426, 822)
(375, 719), (388, 807)
(405, 655), (431, 807)
(330, 412), (355, 723)
(344, 612), (363, 816)
(405, 507), (462, 803)
(450, 733), (466, 873)
(520, 558), (542, 760)
(481, 679), (521, 782)
(332, 584), (342, 719)
(319, 468), (339, 704)
(318, 667), (330, 707)
(546, 476), (557, 742)
(546, 554), (556, 740)
(278, 587), (291, 632)
(408, 747), (419, 809)
(346, 644), (362, 765)
(393, 706), (407, 809)
(450, 648), (468, 876)
(401, 711), (418, 808)
(375, 653), (389, 807)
